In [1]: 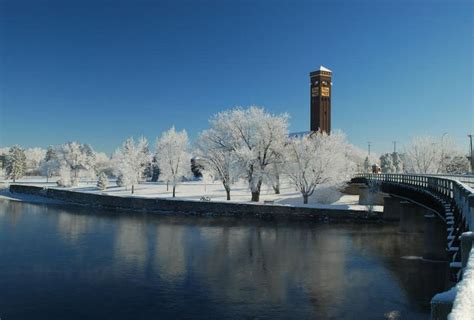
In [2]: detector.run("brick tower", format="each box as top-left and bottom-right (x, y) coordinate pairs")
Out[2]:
(310, 66), (332, 133)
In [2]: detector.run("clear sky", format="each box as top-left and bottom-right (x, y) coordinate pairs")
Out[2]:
(1, 0), (472, 155)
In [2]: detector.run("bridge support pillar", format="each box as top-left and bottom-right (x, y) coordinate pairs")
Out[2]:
(343, 183), (365, 195)
(423, 214), (447, 261)
(382, 196), (401, 221)
(399, 201), (425, 233)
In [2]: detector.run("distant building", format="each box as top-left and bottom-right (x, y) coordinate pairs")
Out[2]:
(289, 65), (333, 139)
(310, 66), (332, 134)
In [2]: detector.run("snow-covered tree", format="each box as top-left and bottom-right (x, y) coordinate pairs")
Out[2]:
(97, 172), (108, 190)
(392, 152), (404, 173)
(285, 132), (352, 204)
(196, 129), (239, 200)
(5, 145), (27, 182)
(24, 147), (46, 174)
(404, 135), (457, 174)
(57, 165), (72, 187)
(266, 152), (285, 194)
(445, 155), (471, 174)
(380, 153), (395, 173)
(363, 156), (371, 173)
(156, 127), (190, 197)
(204, 106), (289, 202)
(39, 145), (60, 182)
(57, 142), (97, 185)
(344, 144), (367, 173)
(113, 137), (149, 193)
(380, 152), (404, 173)
(94, 152), (114, 177)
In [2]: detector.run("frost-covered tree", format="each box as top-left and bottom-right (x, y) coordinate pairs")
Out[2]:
(445, 155), (471, 174)
(380, 153), (395, 173)
(39, 146), (60, 182)
(344, 144), (367, 173)
(24, 147), (46, 174)
(363, 156), (371, 173)
(265, 150), (286, 194)
(392, 152), (404, 173)
(5, 145), (27, 182)
(113, 137), (149, 193)
(380, 152), (404, 173)
(57, 142), (97, 185)
(205, 106), (289, 202)
(97, 172), (108, 190)
(57, 166), (72, 187)
(94, 152), (114, 177)
(156, 127), (190, 197)
(196, 129), (239, 200)
(404, 135), (457, 174)
(285, 132), (352, 204)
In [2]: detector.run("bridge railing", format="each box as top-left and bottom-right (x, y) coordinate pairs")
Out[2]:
(354, 173), (474, 232)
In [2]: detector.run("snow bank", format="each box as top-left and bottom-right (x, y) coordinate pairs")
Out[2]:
(449, 250), (474, 320)
(3, 179), (382, 212)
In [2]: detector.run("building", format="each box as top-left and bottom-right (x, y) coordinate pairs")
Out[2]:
(310, 66), (332, 133)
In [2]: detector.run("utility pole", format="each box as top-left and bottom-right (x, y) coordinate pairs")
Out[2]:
(367, 141), (371, 156)
(469, 134), (474, 173)
(392, 141), (397, 153)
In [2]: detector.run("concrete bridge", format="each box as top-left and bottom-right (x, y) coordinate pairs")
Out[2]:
(351, 173), (474, 319)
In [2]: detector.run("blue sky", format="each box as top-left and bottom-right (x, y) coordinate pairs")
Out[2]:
(1, 0), (472, 155)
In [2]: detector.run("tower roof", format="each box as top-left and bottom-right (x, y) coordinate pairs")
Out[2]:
(319, 65), (332, 72)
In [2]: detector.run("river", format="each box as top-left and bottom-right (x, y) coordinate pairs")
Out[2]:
(0, 199), (447, 319)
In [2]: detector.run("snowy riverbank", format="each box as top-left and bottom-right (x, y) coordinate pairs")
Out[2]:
(1, 178), (382, 212)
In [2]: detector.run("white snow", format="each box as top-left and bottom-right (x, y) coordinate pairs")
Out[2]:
(0, 177), (382, 212)
(319, 65), (332, 72)
(449, 250), (474, 320)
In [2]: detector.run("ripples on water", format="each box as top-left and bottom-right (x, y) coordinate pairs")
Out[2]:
(0, 200), (446, 319)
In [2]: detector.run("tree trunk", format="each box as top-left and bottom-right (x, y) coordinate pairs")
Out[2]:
(166, 181), (169, 191)
(250, 179), (262, 202)
(273, 175), (280, 194)
(251, 192), (260, 202)
(131, 184), (134, 194)
(225, 188), (231, 201)
(273, 184), (280, 194)
(303, 194), (309, 204)
(172, 186), (176, 197)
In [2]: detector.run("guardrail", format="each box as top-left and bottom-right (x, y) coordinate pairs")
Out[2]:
(355, 173), (474, 318)
(354, 173), (474, 232)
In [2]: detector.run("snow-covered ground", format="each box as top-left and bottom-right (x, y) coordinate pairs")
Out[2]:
(0, 177), (382, 212)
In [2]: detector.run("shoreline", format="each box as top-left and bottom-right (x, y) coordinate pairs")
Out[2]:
(6, 184), (383, 221)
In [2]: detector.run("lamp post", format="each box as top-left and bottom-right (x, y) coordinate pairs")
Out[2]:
(469, 134), (474, 173)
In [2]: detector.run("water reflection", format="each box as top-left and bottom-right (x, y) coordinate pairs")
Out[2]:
(0, 200), (441, 319)
(114, 218), (149, 272)
(154, 225), (187, 280)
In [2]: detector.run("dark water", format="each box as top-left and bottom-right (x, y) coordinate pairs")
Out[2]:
(0, 200), (448, 319)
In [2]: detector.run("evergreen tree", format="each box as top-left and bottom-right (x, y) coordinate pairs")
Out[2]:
(380, 153), (395, 173)
(446, 155), (470, 174)
(116, 174), (125, 187)
(97, 172), (108, 190)
(5, 145), (27, 182)
(41, 146), (59, 182)
(190, 157), (203, 179)
(151, 156), (160, 182)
